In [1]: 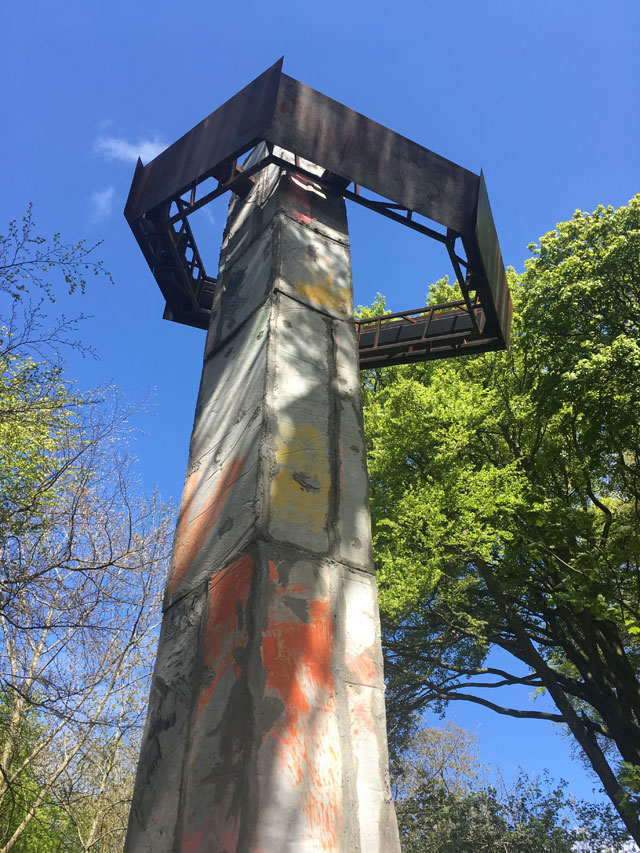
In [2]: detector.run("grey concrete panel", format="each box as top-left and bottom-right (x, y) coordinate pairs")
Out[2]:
(164, 310), (270, 608)
(217, 226), (276, 348)
(340, 568), (385, 688)
(196, 305), (270, 462)
(335, 396), (374, 570)
(332, 319), (374, 570)
(180, 551), (258, 852)
(124, 590), (205, 853)
(164, 437), (261, 609)
(345, 683), (400, 853)
(272, 295), (331, 419)
(275, 216), (353, 320)
(338, 568), (400, 851)
(267, 297), (332, 554)
(218, 195), (279, 283)
(333, 320), (361, 398)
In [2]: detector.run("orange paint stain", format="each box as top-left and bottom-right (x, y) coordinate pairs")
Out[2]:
(268, 559), (279, 582)
(347, 683), (377, 739)
(262, 595), (333, 718)
(346, 646), (378, 686)
(197, 554), (253, 718)
(167, 455), (246, 598)
(256, 560), (341, 849)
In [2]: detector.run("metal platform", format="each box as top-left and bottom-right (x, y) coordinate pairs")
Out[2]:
(124, 60), (512, 363)
(356, 300), (503, 369)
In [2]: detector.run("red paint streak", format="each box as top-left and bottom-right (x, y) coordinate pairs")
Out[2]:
(167, 456), (246, 597)
(256, 560), (340, 849)
(197, 554), (253, 717)
(181, 826), (205, 853)
(181, 792), (240, 853)
(287, 174), (312, 224)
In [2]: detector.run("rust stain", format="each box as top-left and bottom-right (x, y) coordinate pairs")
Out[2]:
(256, 560), (341, 850)
(197, 554), (254, 717)
(167, 455), (246, 598)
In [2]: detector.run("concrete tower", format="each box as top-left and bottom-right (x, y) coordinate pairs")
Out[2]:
(124, 152), (401, 852)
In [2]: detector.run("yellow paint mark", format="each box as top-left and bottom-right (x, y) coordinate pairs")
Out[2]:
(293, 251), (350, 315)
(270, 422), (330, 532)
(295, 276), (350, 314)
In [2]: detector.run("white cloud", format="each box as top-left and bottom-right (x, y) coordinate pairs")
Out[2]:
(94, 135), (167, 164)
(202, 206), (216, 229)
(91, 186), (116, 221)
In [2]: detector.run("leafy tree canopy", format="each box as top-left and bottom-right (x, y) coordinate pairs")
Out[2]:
(393, 721), (629, 852)
(0, 209), (170, 852)
(362, 196), (640, 842)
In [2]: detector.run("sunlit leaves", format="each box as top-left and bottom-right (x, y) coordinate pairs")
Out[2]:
(364, 195), (640, 834)
(0, 204), (112, 303)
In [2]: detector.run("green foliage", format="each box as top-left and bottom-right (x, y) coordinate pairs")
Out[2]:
(394, 722), (630, 852)
(366, 359), (525, 619)
(0, 354), (81, 539)
(0, 694), (77, 852)
(0, 208), (169, 851)
(0, 206), (113, 541)
(364, 196), (640, 839)
(356, 291), (390, 320)
(0, 204), (111, 303)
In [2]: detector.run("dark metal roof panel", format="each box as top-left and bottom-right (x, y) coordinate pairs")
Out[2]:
(124, 60), (283, 223)
(475, 172), (512, 348)
(268, 74), (479, 235)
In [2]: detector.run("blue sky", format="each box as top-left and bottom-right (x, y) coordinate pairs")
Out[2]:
(3, 0), (639, 805)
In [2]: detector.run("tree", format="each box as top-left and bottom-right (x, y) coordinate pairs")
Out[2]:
(392, 721), (629, 852)
(362, 196), (640, 841)
(0, 209), (172, 851)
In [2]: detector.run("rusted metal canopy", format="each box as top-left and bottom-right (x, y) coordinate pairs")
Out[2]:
(125, 60), (512, 362)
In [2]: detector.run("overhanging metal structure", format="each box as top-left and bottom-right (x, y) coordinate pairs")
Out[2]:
(124, 59), (512, 365)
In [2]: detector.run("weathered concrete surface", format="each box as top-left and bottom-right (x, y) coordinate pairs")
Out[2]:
(126, 160), (400, 852)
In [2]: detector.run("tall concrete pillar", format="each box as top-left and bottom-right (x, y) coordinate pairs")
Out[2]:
(125, 150), (401, 853)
